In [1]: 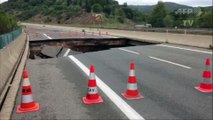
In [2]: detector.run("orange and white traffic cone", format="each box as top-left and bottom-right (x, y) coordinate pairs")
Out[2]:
(195, 58), (213, 93)
(69, 32), (72, 37)
(82, 65), (103, 104)
(84, 32), (86, 37)
(35, 33), (39, 38)
(47, 33), (50, 36)
(58, 32), (62, 37)
(92, 32), (95, 37)
(16, 70), (40, 113)
(75, 32), (79, 37)
(122, 62), (144, 100)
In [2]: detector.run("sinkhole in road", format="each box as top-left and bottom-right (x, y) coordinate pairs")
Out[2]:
(29, 38), (158, 59)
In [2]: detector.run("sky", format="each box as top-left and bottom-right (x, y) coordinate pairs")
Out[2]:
(0, 0), (212, 7)
(116, 0), (212, 7)
(0, 0), (7, 4)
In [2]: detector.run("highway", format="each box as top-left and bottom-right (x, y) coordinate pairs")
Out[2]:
(11, 25), (212, 119)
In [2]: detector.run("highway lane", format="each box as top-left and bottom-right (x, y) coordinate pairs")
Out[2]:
(72, 45), (212, 119)
(11, 25), (212, 119)
(26, 26), (111, 41)
(117, 45), (212, 70)
(22, 23), (213, 48)
(11, 25), (130, 119)
(11, 58), (127, 119)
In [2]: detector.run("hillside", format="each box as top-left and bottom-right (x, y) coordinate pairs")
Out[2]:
(0, 0), (145, 25)
(0, 1), (212, 28)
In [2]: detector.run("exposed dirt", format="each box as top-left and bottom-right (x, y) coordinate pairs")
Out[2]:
(29, 13), (102, 25)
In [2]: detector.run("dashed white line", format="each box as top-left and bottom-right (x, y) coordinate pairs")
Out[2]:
(157, 44), (212, 54)
(118, 48), (140, 55)
(149, 56), (192, 69)
(68, 55), (145, 120)
(63, 49), (71, 57)
(43, 33), (52, 39)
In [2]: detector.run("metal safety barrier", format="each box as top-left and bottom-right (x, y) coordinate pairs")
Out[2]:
(0, 28), (22, 49)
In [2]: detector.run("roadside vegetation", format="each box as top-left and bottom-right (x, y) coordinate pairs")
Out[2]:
(0, 0), (212, 28)
(0, 11), (18, 34)
(148, 2), (212, 28)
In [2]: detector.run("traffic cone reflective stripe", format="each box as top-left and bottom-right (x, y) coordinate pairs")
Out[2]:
(129, 69), (135, 76)
(88, 87), (98, 94)
(16, 70), (40, 113)
(195, 58), (213, 93)
(127, 83), (138, 90)
(22, 78), (31, 86)
(83, 65), (103, 104)
(122, 62), (144, 100)
(86, 87), (99, 99)
(89, 72), (96, 80)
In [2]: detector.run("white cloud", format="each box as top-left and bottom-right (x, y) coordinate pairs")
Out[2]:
(0, 0), (7, 4)
(116, 0), (212, 7)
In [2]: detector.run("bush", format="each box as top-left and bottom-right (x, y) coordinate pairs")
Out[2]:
(0, 11), (18, 34)
(92, 3), (103, 13)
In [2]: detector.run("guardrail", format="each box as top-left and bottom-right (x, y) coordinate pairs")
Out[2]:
(98, 27), (213, 35)
(0, 28), (22, 49)
(0, 32), (26, 108)
(133, 27), (213, 35)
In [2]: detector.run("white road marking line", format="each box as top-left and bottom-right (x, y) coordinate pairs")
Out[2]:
(43, 33), (52, 39)
(63, 49), (71, 57)
(118, 48), (140, 55)
(157, 44), (212, 54)
(149, 56), (192, 69)
(68, 55), (145, 120)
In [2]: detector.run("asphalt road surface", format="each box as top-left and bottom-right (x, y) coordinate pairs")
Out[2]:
(26, 25), (112, 41)
(12, 25), (212, 119)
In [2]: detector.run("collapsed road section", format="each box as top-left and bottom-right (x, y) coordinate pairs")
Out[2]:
(29, 38), (157, 59)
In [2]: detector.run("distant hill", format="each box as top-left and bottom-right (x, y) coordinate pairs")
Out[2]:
(129, 2), (194, 13)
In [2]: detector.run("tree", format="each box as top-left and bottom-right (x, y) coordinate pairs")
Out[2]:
(132, 10), (147, 23)
(103, 5), (112, 16)
(150, 1), (167, 27)
(163, 15), (173, 27)
(0, 11), (17, 34)
(122, 7), (133, 19)
(115, 8), (125, 23)
(198, 10), (212, 28)
(92, 3), (102, 13)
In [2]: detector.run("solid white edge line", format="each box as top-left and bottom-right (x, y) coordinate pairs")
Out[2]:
(149, 56), (192, 69)
(43, 33), (52, 39)
(68, 55), (144, 120)
(157, 44), (212, 54)
(63, 49), (71, 57)
(118, 48), (140, 55)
